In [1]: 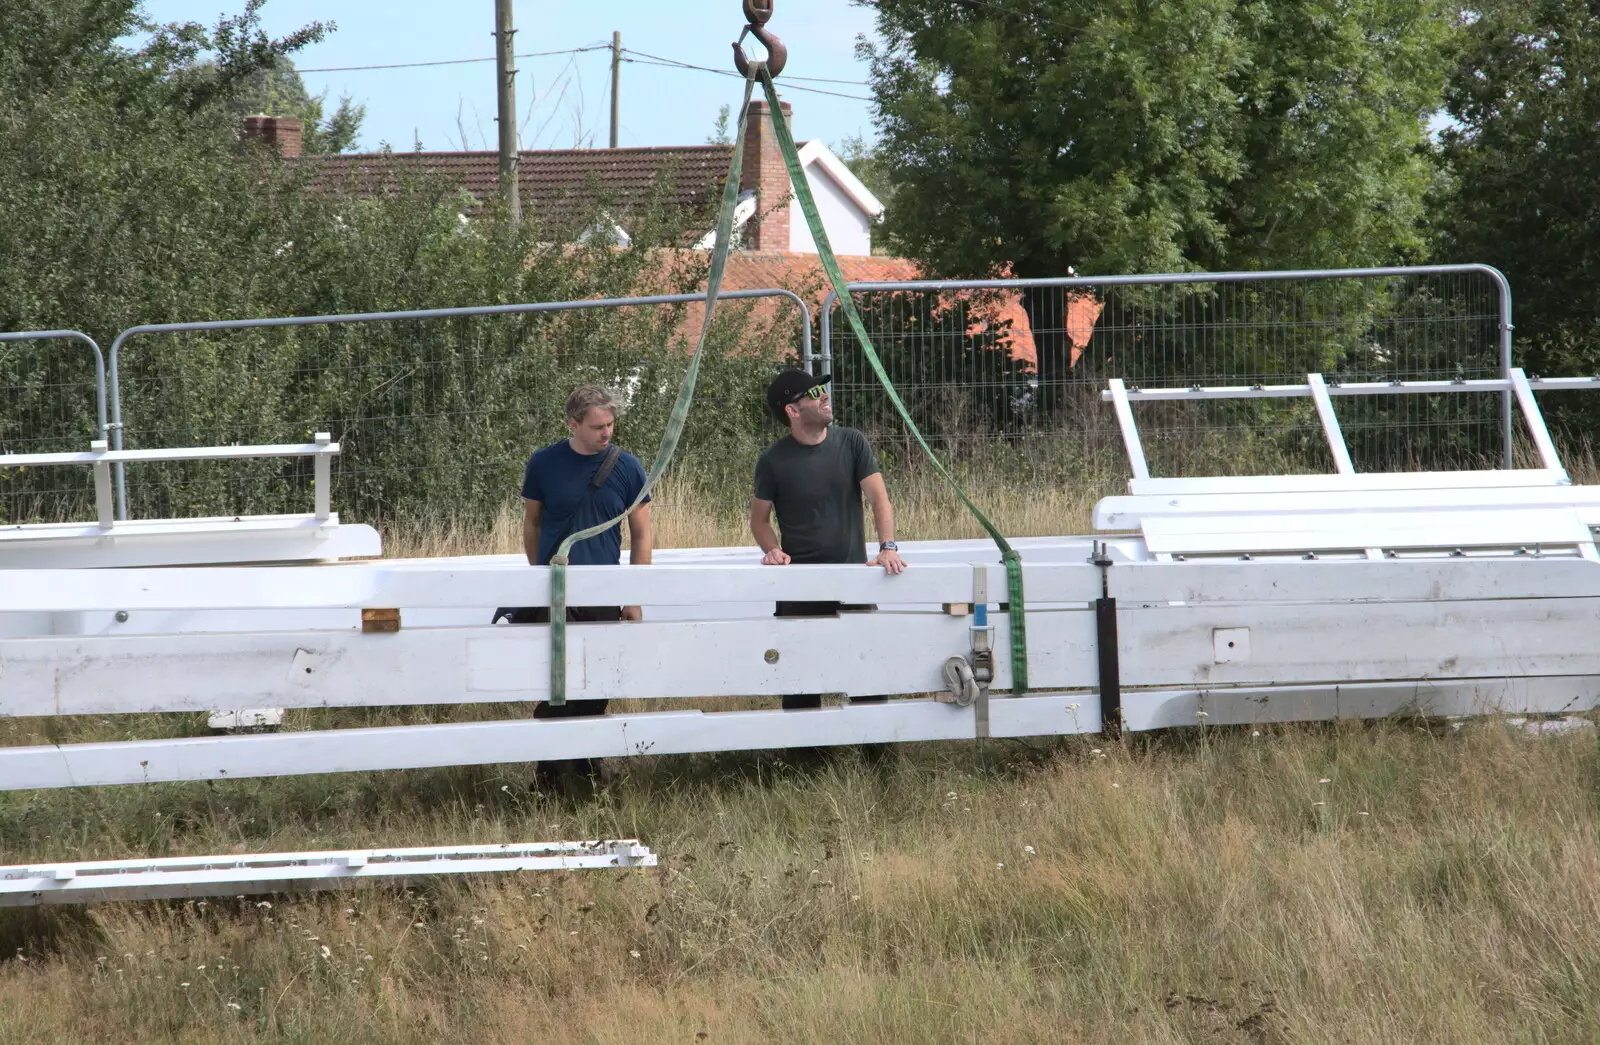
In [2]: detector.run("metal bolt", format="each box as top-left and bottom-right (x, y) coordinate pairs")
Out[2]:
(114, 610), (129, 623)
(764, 649), (780, 664)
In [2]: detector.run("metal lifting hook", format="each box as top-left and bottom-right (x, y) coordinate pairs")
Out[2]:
(732, 0), (787, 79)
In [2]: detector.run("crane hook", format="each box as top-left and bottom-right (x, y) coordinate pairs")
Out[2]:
(732, 0), (787, 79)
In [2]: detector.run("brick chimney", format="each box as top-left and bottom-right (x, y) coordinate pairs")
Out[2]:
(740, 100), (793, 251)
(242, 115), (304, 159)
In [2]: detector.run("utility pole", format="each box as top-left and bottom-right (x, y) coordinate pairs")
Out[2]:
(494, 0), (521, 221)
(609, 30), (622, 149)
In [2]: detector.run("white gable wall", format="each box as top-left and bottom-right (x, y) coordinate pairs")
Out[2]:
(789, 158), (873, 255)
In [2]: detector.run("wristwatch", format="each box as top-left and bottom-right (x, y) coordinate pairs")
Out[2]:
(879, 541), (899, 552)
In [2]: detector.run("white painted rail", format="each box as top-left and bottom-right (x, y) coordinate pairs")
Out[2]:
(0, 841), (656, 905)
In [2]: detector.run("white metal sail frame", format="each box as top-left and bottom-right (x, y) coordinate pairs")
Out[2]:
(0, 841), (656, 906)
(1, 371), (1599, 789)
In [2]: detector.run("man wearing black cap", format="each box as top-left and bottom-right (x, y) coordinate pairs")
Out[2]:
(752, 369), (905, 713)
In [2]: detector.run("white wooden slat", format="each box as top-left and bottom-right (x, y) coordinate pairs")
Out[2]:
(1122, 676), (1600, 731)
(0, 692), (1104, 790)
(1115, 597), (1600, 688)
(1127, 470), (1565, 498)
(1140, 507), (1593, 555)
(1108, 557), (1600, 604)
(0, 561), (1104, 613)
(0, 610), (1099, 715)
(1095, 483), (1600, 530)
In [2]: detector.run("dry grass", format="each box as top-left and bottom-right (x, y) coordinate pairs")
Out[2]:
(1, 723), (1598, 1043)
(382, 468), (1109, 560)
(4, 469), (1600, 1042)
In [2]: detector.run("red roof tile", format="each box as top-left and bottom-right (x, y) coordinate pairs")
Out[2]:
(303, 146), (736, 233)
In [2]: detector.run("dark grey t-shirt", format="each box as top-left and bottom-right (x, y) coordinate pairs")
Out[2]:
(753, 426), (881, 564)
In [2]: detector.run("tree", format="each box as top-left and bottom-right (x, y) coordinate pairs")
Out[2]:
(223, 59), (367, 154)
(859, 0), (1456, 397)
(1436, 0), (1600, 398)
(0, 1), (786, 525)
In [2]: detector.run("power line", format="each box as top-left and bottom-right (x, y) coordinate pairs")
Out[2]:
(298, 44), (609, 74)
(621, 50), (874, 102)
(622, 47), (869, 86)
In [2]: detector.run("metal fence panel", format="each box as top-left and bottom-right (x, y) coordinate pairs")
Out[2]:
(0, 331), (106, 524)
(823, 266), (1514, 498)
(107, 291), (810, 522)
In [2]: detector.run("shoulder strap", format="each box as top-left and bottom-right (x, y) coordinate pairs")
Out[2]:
(590, 443), (622, 490)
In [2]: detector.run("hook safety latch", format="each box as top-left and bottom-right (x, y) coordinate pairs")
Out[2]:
(732, 0), (787, 79)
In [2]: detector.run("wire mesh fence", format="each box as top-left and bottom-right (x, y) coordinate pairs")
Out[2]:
(0, 332), (106, 525)
(825, 267), (1513, 499)
(105, 293), (805, 525)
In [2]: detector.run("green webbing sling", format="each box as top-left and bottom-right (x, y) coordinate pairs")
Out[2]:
(758, 69), (1030, 691)
(546, 73), (757, 705)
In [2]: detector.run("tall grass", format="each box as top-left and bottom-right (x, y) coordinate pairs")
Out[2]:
(0, 723), (1597, 1042)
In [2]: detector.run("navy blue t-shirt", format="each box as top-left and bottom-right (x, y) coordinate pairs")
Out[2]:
(521, 440), (650, 566)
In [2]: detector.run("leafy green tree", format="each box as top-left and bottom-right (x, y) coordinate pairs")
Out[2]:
(859, 0), (1456, 402)
(1436, 0), (1600, 402)
(0, 1), (794, 525)
(863, 0), (1452, 278)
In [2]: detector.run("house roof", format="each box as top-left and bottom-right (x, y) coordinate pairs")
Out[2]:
(303, 146), (736, 231)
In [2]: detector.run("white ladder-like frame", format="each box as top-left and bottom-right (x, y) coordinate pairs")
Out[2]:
(1100, 370), (1600, 562)
(0, 841), (656, 906)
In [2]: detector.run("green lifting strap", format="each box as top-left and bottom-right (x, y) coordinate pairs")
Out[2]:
(546, 73), (758, 706)
(758, 69), (1030, 691)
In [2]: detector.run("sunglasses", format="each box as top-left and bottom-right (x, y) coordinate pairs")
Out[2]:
(790, 385), (827, 403)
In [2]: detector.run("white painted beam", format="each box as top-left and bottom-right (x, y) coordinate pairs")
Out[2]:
(0, 611), (1100, 714)
(1116, 597), (1600, 688)
(1126, 470), (1567, 497)
(1108, 557), (1600, 604)
(0, 693), (1102, 790)
(1094, 484), (1600, 530)
(0, 561), (1105, 614)
(1121, 676), (1600, 730)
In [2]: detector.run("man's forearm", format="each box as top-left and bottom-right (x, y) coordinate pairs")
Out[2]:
(751, 517), (781, 554)
(870, 496), (896, 544)
(523, 524), (540, 565)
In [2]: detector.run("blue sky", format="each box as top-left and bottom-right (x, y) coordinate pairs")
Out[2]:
(135, 0), (883, 152)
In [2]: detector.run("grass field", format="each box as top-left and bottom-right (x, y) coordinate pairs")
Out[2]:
(2, 468), (1599, 1043)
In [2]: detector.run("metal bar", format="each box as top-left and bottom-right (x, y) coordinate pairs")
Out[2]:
(1100, 378), (1524, 402)
(91, 441), (114, 529)
(1, 441), (340, 468)
(0, 840), (656, 906)
(1306, 373), (1355, 474)
(0, 329), (108, 439)
(313, 431), (332, 521)
(1107, 379), (1151, 480)
(1509, 367), (1567, 476)
(1096, 596), (1120, 737)
(105, 288), (812, 521)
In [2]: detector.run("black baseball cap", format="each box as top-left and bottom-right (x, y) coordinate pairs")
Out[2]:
(766, 370), (831, 422)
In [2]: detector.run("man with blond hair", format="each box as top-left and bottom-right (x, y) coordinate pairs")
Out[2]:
(503, 384), (652, 788)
